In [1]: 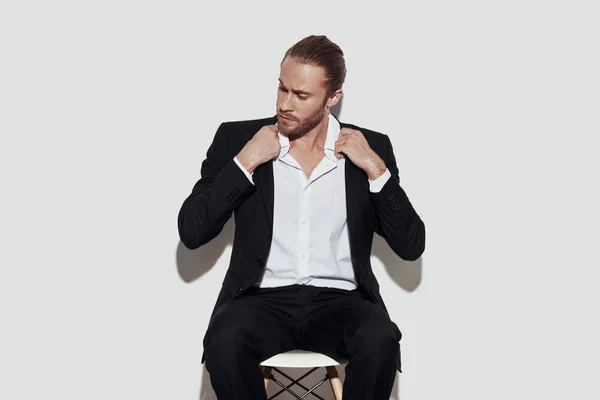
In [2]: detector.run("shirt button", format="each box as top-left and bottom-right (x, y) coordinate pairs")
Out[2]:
(301, 220), (307, 226)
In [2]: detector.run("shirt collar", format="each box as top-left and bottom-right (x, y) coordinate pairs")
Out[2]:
(277, 112), (341, 162)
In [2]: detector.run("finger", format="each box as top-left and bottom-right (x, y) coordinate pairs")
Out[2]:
(334, 141), (345, 158)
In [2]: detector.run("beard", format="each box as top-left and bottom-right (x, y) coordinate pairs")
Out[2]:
(277, 99), (328, 137)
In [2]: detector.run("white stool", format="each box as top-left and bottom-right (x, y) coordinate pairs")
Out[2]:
(260, 350), (345, 400)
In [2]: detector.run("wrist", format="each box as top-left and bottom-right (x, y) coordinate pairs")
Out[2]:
(365, 155), (387, 180)
(236, 149), (259, 173)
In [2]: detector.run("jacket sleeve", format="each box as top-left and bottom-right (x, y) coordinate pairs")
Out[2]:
(178, 123), (257, 249)
(371, 135), (426, 261)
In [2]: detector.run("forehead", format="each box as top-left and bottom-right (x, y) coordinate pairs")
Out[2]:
(279, 57), (327, 92)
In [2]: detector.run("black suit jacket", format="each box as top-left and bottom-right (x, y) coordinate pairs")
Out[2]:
(178, 114), (425, 371)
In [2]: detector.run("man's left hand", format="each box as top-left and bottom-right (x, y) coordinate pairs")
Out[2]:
(335, 128), (387, 180)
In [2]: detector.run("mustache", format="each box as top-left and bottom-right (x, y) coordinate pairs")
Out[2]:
(278, 113), (297, 121)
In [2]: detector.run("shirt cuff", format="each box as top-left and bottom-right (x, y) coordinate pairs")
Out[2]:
(368, 168), (391, 193)
(233, 156), (254, 184)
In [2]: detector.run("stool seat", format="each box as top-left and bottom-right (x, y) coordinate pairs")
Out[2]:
(260, 350), (345, 368)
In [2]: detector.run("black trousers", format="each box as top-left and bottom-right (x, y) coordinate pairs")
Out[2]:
(203, 284), (401, 400)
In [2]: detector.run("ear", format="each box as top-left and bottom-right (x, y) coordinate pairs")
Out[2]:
(327, 89), (343, 108)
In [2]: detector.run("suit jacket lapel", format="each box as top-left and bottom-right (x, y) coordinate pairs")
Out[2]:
(339, 119), (363, 233)
(344, 153), (364, 262)
(252, 115), (278, 232)
(338, 118), (370, 279)
(253, 160), (274, 231)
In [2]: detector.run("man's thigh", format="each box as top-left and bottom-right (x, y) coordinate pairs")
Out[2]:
(299, 287), (401, 358)
(203, 286), (302, 361)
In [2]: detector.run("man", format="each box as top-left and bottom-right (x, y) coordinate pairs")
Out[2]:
(178, 35), (425, 400)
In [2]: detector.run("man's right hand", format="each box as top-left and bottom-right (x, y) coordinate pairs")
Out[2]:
(236, 125), (280, 173)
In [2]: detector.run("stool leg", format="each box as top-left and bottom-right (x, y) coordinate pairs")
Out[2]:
(261, 366), (271, 392)
(326, 366), (343, 400)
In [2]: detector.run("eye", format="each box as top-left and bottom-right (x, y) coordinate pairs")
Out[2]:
(278, 86), (287, 92)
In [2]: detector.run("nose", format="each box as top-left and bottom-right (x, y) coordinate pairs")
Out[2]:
(279, 93), (293, 112)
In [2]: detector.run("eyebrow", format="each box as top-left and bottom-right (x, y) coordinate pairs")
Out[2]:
(278, 79), (312, 96)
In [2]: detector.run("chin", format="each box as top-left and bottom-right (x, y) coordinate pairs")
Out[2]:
(279, 126), (294, 136)
(278, 119), (295, 133)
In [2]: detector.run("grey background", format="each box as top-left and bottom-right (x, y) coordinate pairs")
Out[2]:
(1, 1), (598, 399)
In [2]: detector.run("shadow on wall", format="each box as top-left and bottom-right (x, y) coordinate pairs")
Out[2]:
(176, 218), (235, 283)
(372, 233), (423, 292)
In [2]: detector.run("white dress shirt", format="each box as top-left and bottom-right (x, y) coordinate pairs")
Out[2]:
(233, 112), (391, 290)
